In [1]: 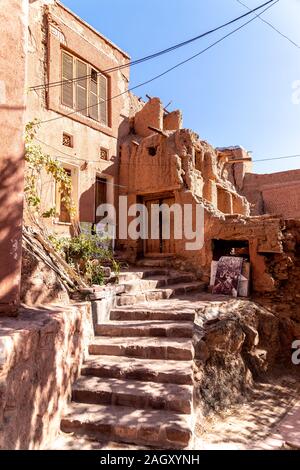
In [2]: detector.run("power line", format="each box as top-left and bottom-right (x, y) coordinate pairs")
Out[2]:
(254, 154), (300, 163)
(34, 137), (128, 188)
(35, 135), (300, 166)
(29, 0), (277, 92)
(37, 0), (279, 126)
(236, 0), (300, 49)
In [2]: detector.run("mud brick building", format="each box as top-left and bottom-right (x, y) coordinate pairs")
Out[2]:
(26, 0), (133, 234)
(218, 146), (300, 218)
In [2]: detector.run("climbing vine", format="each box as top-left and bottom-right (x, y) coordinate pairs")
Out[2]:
(24, 119), (75, 219)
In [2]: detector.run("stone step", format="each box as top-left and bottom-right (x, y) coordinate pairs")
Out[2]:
(95, 321), (193, 338)
(81, 356), (194, 385)
(72, 377), (193, 414)
(89, 337), (194, 361)
(110, 308), (196, 322)
(118, 269), (169, 282)
(121, 274), (196, 294)
(116, 281), (206, 306)
(122, 278), (167, 293)
(137, 258), (175, 268)
(61, 403), (193, 449)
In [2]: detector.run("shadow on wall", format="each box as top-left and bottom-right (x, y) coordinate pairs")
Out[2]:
(0, 152), (24, 314)
(20, 245), (69, 306)
(79, 161), (116, 226)
(0, 304), (90, 450)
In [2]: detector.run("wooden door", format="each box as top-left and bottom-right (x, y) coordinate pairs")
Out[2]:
(145, 198), (161, 255)
(144, 196), (175, 256)
(161, 197), (175, 254)
(95, 177), (107, 224)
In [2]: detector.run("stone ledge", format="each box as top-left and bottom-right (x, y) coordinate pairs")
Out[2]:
(0, 302), (93, 450)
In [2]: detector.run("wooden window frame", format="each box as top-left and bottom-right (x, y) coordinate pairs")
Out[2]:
(62, 132), (74, 148)
(54, 162), (79, 225)
(61, 50), (108, 126)
(100, 147), (109, 161)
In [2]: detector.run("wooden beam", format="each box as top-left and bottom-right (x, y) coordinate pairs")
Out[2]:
(227, 158), (252, 164)
(148, 126), (168, 137)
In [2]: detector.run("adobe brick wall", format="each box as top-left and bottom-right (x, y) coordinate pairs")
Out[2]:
(0, 303), (93, 449)
(242, 170), (300, 218)
(26, 0), (131, 234)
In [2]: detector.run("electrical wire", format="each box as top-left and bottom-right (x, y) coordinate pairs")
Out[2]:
(236, 0), (300, 49)
(35, 136), (300, 167)
(29, 0), (277, 92)
(37, 0), (279, 126)
(254, 154), (300, 163)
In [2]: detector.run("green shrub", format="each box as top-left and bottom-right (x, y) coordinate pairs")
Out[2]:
(49, 234), (120, 286)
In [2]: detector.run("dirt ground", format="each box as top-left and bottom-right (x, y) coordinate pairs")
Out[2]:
(51, 372), (300, 451)
(196, 372), (300, 450)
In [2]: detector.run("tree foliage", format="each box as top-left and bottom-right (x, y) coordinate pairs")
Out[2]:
(25, 119), (75, 219)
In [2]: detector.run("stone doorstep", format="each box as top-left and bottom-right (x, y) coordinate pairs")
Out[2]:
(89, 336), (195, 361)
(137, 259), (175, 268)
(61, 403), (193, 449)
(116, 281), (206, 306)
(95, 321), (194, 338)
(118, 269), (169, 282)
(81, 355), (194, 385)
(110, 308), (196, 322)
(72, 376), (193, 414)
(121, 274), (196, 294)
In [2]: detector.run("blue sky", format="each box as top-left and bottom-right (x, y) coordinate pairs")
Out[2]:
(61, 0), (300, 174)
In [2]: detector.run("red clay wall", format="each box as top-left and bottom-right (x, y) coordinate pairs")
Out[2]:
(26, 0), (130, 235)
(0, 303), (93, 450)
(242, 170), (300, 218)
(0, 0), (28, 314)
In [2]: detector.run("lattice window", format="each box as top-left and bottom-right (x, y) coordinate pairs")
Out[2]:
(63, 133), (73, 148)
(100, 147), (109, 160)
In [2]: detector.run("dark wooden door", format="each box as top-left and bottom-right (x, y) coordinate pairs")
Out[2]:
(95, 177), (107, 224)
(144, 196), (175, 255)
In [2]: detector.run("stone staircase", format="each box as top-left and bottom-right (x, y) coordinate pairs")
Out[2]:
(60, 260), (206, 449)
(116, 264), (205, 307)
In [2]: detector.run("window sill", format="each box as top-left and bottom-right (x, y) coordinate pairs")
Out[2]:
(49, 103), (114, 136)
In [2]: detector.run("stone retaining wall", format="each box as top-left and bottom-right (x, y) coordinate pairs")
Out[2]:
(0, 302), (93, 449)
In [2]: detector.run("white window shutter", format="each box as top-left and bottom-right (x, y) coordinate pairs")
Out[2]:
(76, 59), (88, 116)
(62, 52), (74, 108)
(89, 69), (99, 121)
(99, 74), (108, 125)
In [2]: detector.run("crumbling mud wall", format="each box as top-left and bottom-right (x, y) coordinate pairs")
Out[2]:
(0, 303), (93, 450)
(254, 219), (300, 355)
(118, 97), (288, 296)
(217, 148), (300, 219)
(193, 220), (300, 415)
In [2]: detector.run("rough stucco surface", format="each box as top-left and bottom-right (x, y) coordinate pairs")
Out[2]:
(0, 0), (27, 313)
(0, 303), (93, 450)
(194, 299), (280, 414)
(118, 98), (286, 294)
(21, 245), (70, 306)
(242, 170), (300, 218)
(26, 0), (130, 234)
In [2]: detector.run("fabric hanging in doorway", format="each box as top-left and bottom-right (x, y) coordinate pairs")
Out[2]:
(212, 256), (244, 297)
